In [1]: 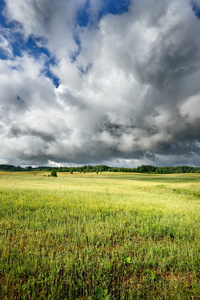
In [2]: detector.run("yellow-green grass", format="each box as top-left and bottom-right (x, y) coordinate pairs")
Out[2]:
(0, 171), (200, 299)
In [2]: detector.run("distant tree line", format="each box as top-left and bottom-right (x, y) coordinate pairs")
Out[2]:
(0, 164), (200, 174)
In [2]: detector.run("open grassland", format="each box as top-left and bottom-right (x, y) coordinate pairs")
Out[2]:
(0, 171), (200, 299)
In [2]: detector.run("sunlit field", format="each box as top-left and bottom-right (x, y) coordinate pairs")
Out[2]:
(0, 171), (200, 299)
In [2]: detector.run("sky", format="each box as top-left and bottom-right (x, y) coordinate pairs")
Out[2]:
(1, 0), (200, 167)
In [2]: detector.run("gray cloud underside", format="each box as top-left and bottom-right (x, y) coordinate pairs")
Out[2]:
(1, 0), (200, 167)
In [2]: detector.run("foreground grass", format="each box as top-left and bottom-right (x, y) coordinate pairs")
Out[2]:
(0, 172), (200, 299)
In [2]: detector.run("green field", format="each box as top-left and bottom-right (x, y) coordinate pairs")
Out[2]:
(0, 171), (200, 299)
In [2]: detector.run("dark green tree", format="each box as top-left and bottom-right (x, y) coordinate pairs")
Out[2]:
(26, 166), (32, 171)
(51, 169), (57, 177)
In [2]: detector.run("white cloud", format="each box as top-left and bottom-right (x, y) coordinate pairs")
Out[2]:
(0, 35), (13, 58)
(180, 93), (200, 122)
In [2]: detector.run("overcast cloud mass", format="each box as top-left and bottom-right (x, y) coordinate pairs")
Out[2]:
(1, 0), (200, 167)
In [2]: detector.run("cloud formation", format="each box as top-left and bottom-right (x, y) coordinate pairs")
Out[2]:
(1, 0), (200, 166)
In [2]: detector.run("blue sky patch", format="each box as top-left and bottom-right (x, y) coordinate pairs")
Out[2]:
(77, 1), (90, 27)
(192, 2), (200, 19)
(0, 0), (6, 28)
(102, 0), (130, 15)
(76, 0), (131, 27)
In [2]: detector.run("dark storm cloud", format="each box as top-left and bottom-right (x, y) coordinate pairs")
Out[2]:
(1, 0), (200, 166)
(10, 126), (56, 142)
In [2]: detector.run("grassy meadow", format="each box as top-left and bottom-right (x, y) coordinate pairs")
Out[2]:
(0, 171), (200, 299)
